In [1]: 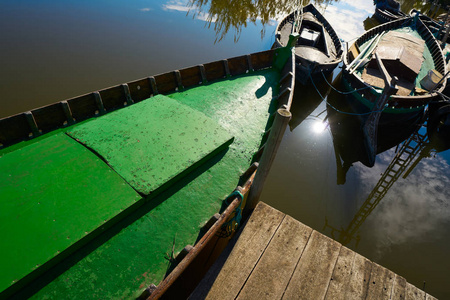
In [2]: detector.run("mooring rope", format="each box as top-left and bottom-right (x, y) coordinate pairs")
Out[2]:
(218, 190), (244, 238)
(309, 73), (387, 116)
(320, 71), (372, 95)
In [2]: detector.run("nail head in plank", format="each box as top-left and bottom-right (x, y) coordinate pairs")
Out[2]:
(365, 262), (396, 300)
(406, 282), (426, 300)
(390, 275), (407, 300)
(342, 252), (372, 300)
(325, 246), (356, 300)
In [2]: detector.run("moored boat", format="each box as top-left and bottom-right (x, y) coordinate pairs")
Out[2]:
(0, 42), (296, 299)
(342, 15), (447, 124)
(274, 3), (343, 85)
(410, 8), (450, 44)
(373, 0), (407, 23)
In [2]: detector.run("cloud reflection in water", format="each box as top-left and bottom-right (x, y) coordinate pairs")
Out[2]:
(354, 148), (450, 259)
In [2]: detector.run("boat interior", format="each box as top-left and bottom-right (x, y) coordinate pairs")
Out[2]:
(297, 15), (329, 56)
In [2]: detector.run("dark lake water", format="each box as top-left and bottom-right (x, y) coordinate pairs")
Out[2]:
(1, 0), (449, 298)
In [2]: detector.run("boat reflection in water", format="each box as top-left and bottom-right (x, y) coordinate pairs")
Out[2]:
(326, 73), (423, 185)
(322, 73), (450, 247)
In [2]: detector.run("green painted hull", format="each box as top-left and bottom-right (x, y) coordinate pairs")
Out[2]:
(0, 49), (295, 299)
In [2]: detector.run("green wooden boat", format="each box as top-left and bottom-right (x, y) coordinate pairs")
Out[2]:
(0, 42), (296, 299)
(342, 16), (446, 124)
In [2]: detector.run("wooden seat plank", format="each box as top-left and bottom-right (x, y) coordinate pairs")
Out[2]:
(236, 215), (312, 300)
(282, 230), (341, 299)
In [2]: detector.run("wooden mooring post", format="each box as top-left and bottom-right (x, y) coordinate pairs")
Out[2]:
(244, 108), (291, 214)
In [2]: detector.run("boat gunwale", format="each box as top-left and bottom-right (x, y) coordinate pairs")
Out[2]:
(0, 49), (293, 149)
(342, 16), (446, 109)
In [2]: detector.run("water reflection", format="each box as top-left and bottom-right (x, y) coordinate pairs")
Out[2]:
(187, 0), (340, 42)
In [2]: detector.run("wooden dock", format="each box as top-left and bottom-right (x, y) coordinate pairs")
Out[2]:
(191, 202), (437, 300)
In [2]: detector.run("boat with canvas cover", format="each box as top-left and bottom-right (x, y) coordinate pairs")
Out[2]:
(274, 3), (343, 85)
(0, 38), (297, 299)
(342, 15), (447, 125)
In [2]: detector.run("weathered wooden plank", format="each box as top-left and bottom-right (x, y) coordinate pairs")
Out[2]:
(282, 230), (341, 300)
(154, 72), (178, 94)
(426, 293), (438, 300)
(236, 215), (312, 300)
(344, 252), (373, 300)
(0, 113), (31, 146)
(67, 93), (98, 122)
(204, 61), (226, 81)
(179, 66), (203, 88)
(99, 85), (126, 111)
(128, 78), (151, 103)
(32, 102), (68, 133)
(366, 262), (396, 300)
(325, 246), (356, 300)
(250, 50), (274, 71)
(190, 202), (285, 300)
(406, 282), (425, 299)
(390, 274), (407, 300)
(228, 56), (249, 76)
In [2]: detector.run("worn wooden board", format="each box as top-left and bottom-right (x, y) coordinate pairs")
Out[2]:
(283, 230), (341, 299)
(345, 253), (373, 299)
(190, 202), (285, 300)
(366, 262), (396, 300)
(190, 202), (438, 300)
(406, 282), (426, 299)
(391, 274), (407, 300)
(325, 246), (356, 300)
(237, 215), (312, 300)
(67, 95), (234, 195)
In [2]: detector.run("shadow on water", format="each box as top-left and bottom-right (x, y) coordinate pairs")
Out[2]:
(289, 72), (333, 131)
